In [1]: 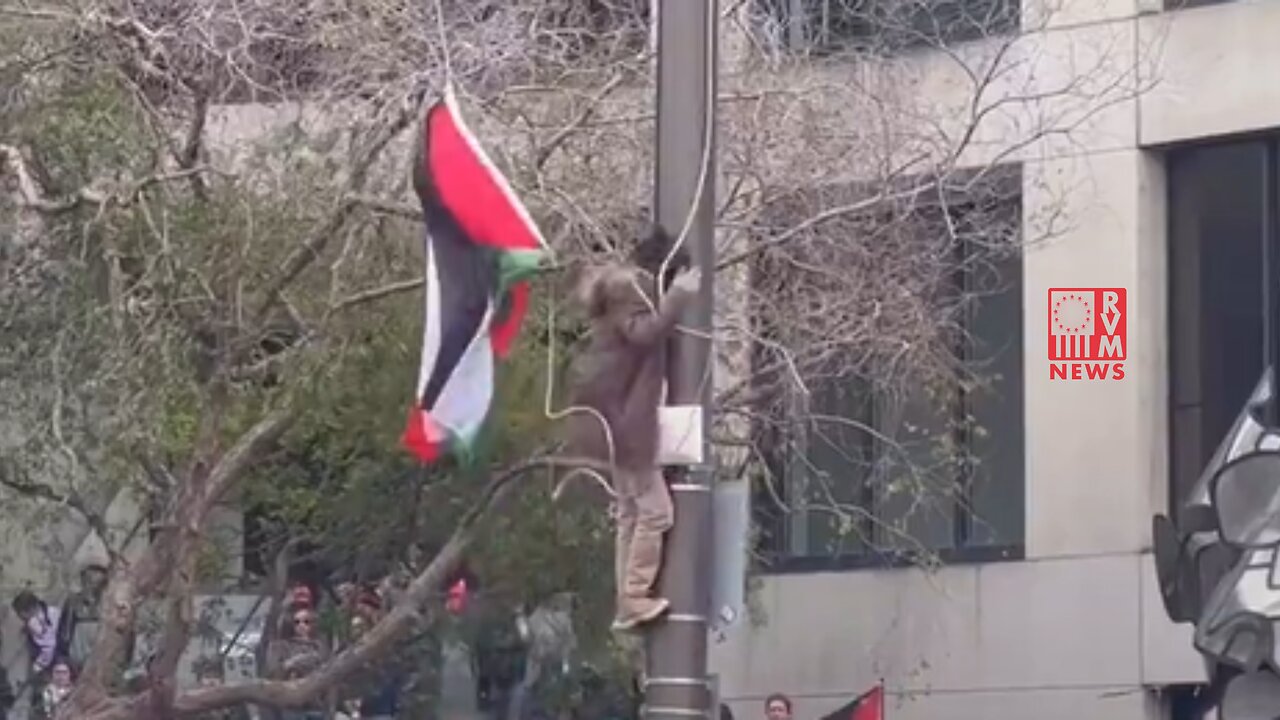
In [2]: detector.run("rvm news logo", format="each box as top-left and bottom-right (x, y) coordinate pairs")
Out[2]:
(1048, 288), (1126, 381)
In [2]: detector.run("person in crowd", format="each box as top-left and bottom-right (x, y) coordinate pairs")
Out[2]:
(39, 660), (73, 719)
(344, 600), (402, 720)
(268, 606), (327, 720)
(334, 698), (364, 720)
(349, 614), (369, 639)
(193, 658), (252, 720)
(0, 635), (14, 720)
(444, 564), (477, 617)
(57, 557), (114, 674)
(336, 581), (359, 613)
(286, 584), (314, 614)
(764, 693), (793, 720)
(354, 586), (383, 624)
(11, 591), (61, 684)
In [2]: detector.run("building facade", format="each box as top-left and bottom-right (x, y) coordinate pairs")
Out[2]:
(713, 1), (1280, 718)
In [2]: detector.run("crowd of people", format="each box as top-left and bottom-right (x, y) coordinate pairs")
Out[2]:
(0, 558), (114, 720)
(0, 557), (653, 720)
(0, 558), (413, 720)
(261, 579), (409, 720)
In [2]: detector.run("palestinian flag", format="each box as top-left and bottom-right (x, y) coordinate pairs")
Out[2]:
(819, 682), (885, 720)
(401, 87), (547, 464)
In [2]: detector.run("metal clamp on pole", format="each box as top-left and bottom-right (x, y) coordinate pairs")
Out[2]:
(643, 706), (711, 718)
(645, 676), (711, 688)
(669, 482), (712, 493)
(665, 613), (708, 623)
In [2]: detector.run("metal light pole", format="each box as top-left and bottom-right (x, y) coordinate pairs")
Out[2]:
(647, 0), (717, 718)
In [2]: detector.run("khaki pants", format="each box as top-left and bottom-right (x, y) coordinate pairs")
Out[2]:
(614, 467), (674, 606)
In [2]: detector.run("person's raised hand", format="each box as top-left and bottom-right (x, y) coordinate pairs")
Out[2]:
(670, 266), (701, 296)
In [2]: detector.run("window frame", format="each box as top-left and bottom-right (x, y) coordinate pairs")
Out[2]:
(752, 167), (1026, 573)
(1165, 134), (1280, 518)
(761, 0), (1023, 56)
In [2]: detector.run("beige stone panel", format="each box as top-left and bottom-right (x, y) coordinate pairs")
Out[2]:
(713, 564), (983, 699)
(1139, 1), (1280, 145)
(1139, 552), (1206, 685)
(724, 683), (1156, 720)
(964, 18), (1140, 165)
(1023, 151), (1161, 558)
(974, 554), (1143, 687)
(770, 21), (1140, 177)
(713, 553), (1145, 700)
(1024, 0), (1138, 31)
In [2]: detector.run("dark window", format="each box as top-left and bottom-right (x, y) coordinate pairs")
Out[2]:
(1168, 139), (1277, 511)
(759, 0), (1020, 54)
(753, 181), (1025, 570)
(1163, 0), (1236, 11)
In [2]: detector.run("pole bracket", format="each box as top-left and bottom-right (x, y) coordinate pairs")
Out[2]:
(643, 706), (711, 718)
(645, 676), (711, 687)
(664, 613), (708, 623)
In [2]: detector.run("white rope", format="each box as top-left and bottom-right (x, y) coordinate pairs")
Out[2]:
(544, 288), (619, 501)
(655, 0), (718, 300)
(432, 0), (452, 85)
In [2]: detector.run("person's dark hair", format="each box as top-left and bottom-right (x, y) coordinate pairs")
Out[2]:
(631, 224), (690, 292)
(764, 693), (792, 712)
(11, 590), (41, 616)
(719, 702), (736, 720)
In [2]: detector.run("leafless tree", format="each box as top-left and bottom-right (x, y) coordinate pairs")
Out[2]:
(0, 0), (1154, 717)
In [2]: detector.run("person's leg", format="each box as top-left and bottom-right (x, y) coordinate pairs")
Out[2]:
(625, 467), (673, 597)
(614, 495), (637, 614)
(614, 467), (673, 629)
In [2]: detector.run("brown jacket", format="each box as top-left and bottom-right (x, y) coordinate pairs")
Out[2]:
(565, 266), (694, 471)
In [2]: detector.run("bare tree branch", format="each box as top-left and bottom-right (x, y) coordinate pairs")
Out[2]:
(165, 453), (607, 717)
(330, 277), (425, 312)
(0, 460), (112, 553)
(75, 406), (296, 698)
(347, 194), (423, 221)
(255, 88), (428, 320)
(534, 71), (629, 171)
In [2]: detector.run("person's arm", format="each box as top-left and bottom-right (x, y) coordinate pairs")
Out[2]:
(283, 642), (326, 675)
(263, 639), (286, 678)
(40, 686), (55, 715)
(28, 614), (57, 672)
(617, 268), (700, 347)
(0, 667), (14, 711)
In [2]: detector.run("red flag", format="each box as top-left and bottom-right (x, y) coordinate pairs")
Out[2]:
(818, 682), (884, 720)
(850, 683), (884, 720)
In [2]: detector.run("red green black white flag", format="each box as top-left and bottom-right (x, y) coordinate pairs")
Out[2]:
(818, 681), (885, 720)
(401, 87), (547, 464)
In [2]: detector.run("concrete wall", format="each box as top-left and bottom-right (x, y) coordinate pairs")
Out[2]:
(714, 1), (1280, 717)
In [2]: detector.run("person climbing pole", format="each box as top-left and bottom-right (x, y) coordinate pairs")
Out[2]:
(564, 226), (699, 631)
